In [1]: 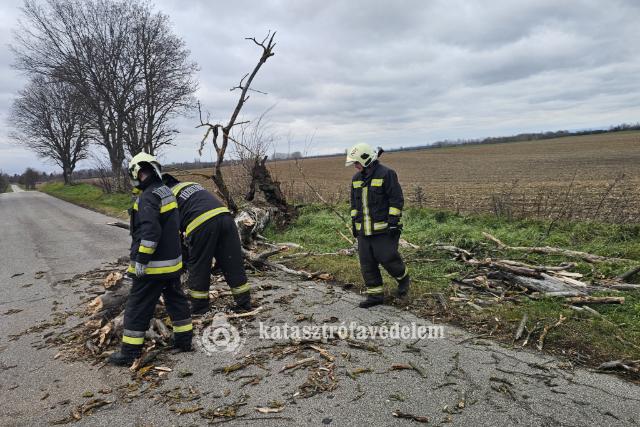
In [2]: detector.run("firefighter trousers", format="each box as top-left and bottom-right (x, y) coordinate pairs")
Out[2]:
(357, 233), (409, 296)
(122, 276), (192, 347)
(187, 214), (249, 303)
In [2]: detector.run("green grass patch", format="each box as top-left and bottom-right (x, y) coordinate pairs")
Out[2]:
(39, 182), (131, 219)
(265, 205), (640, 368)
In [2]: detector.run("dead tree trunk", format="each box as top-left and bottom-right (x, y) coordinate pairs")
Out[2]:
(197, 32), (277, 214)
(246, 155), (295, 226)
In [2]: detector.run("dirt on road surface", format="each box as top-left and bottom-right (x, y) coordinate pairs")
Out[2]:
(1, 190), (639, 426)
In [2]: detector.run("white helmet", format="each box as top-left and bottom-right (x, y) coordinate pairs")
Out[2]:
(345, 143), (378, 167)
(128, 152), (162, 187)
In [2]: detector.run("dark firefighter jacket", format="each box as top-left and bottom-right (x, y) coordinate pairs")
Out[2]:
(350, 161), (404, 236)
(168, 182), (231, 237)
(128, 178), (183, 278)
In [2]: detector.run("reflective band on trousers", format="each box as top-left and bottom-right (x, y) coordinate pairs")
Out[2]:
(185, 207), (231, 236)
(396, 268), (408, 281)
(366, 286), (384, 295)
(122, 335), (144, 345)
(389, 207), (402, 216)
(231, 283), (250, 295)
(173, 323), (193, 333)
(190, 289), (209, 299)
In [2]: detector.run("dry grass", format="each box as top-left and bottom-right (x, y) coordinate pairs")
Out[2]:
(176, 131), (640, 223)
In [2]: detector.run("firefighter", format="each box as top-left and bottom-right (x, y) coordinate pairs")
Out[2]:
(108, 153), (192, 366)
(161, 173), (251, 315)
(346, 143), (410, 308)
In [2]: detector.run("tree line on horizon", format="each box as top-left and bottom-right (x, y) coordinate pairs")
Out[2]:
(17, 121), (638, 186)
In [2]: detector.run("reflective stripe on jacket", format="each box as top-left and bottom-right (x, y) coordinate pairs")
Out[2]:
(169, 182), (231, 236)
(350, 161), (404, 237)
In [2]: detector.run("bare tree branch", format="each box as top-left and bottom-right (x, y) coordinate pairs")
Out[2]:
(197, 32), (277, 212)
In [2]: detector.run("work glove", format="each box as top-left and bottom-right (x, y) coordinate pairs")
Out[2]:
(135, 262), (147, 277)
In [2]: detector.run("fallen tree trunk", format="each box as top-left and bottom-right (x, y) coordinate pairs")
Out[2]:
(482, 232), (631, 264)
(87, 280), (132, 319)
(495, 272), (586, 296)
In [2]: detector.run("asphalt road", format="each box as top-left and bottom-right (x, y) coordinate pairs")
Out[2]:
(0, 190), (638, 426)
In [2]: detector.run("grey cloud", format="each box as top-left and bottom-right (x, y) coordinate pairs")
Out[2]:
(0, 0), (639, 174)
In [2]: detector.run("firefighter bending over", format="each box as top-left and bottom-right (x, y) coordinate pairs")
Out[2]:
(162, 173), (251, 315)
(346, 143), (411, 308)
(108, 153), (192, 366)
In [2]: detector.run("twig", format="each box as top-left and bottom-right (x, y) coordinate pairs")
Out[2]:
(514, 313), (528, 341)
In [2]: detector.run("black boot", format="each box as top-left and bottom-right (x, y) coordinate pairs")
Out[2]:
(191, 299), (210, 316)
(173, 331), (193, 352)
(359, 295), (384, 308)
(232, 291), (251, 313)
(394, 276), (411, 298)
(107, 343), (142, 366)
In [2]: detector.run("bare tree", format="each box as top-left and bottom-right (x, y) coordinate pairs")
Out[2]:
(11, 76), (90, 184)
(123, 9), (198, 155)
(198, 32), (277, 212)
(13, 0), (198, 190)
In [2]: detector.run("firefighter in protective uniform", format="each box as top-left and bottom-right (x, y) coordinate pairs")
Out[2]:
(108, 153), (192, 366)
(346, 143), (410, 308)
(162, 173), (251, 315)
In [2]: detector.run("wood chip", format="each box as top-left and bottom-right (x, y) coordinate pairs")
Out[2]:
(256, 406), (284, 414)
(393, 411), (429, 423)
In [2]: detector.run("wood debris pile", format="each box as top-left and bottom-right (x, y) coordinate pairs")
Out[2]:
(437, 233), (639, 311)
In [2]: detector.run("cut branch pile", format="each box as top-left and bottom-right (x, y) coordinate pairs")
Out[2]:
(437, 235), (636, 309)
(50, 263), (178, 367)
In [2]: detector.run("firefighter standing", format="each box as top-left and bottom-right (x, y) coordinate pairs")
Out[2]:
(162, 173), (251, 315)
(346, 143), (410, 308)
(108, 153), (192, 366)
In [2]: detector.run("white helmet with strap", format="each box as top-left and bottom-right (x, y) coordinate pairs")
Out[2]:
(345, 143), (378, 167)
(128, 152), (162, 186)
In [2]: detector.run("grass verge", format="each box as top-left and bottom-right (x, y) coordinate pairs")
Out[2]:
(264, 205), (640, 375)
(39, 182), (131, 219)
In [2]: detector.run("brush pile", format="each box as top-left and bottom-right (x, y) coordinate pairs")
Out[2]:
(437, 233), (639, 311)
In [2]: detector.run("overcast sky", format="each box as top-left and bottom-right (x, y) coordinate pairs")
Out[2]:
(1, 0), (639, 175)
